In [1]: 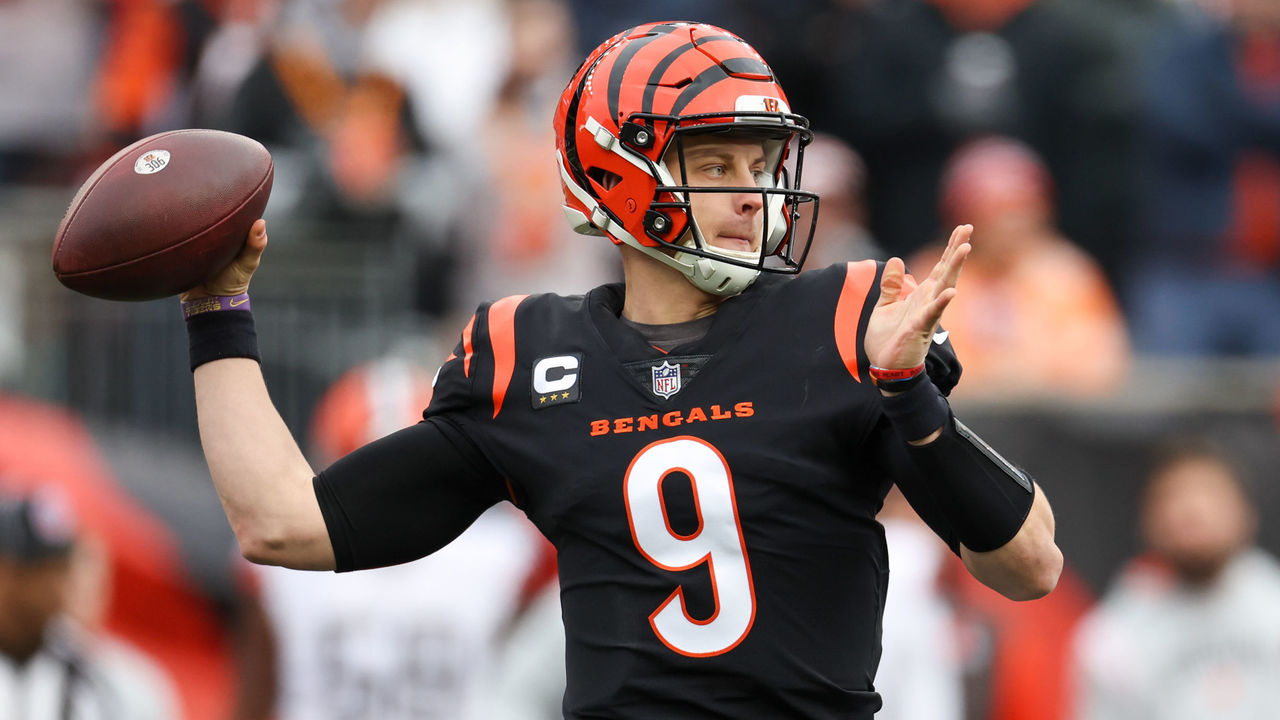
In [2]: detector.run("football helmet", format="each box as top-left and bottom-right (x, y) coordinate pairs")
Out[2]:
(554, 21), (818, 296)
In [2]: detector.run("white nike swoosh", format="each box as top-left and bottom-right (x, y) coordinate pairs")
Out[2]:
(933, 330), (950, 345)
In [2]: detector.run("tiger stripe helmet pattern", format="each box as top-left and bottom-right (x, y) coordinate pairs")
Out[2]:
(554, 21), (819, 296)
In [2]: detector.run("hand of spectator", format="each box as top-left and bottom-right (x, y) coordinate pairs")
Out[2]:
(864, 224), (971, 374)
(180, 220), (268, 301)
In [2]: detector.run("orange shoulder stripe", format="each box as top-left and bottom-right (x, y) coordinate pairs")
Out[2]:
(834, 260), (880, 382)
(487, 294), (529, 418)
(461, 314), (476, 378)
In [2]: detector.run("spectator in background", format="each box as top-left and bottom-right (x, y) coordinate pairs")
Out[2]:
(1129, 0), (1280, 355)
(446, 0), (619, 316)
(218, 0), (431, 227)
(0, 0), (101, 185)
(0, 487), (179, 720)
(182, 0), (281, 131)
(798, 133), (885, 268)
(823, 0), (1133, 277)
(360, 0), (510, 152)
(209, 0), (465, 318)
(0, 392), (274, 720)
(94, 0), (184, 144)
(358, 0), (511, 305)
(1071, 438), (1280, 719)
(909, 137), (1130, 400)
(258, 355), (550, 720)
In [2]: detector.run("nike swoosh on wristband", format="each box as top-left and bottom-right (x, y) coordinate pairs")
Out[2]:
(932, 330), (949, 344)
(229, 298), (249, 307)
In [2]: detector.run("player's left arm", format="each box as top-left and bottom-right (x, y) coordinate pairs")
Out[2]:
(898, 419), (1062, 601)
(881, 413), (1061, 600)
(959, 478), (1059, 600)
(865, 224), (1063, 600)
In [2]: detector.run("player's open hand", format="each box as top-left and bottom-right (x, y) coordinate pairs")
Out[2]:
(864, 224), (971, 372)
(179, 219), (268, 301)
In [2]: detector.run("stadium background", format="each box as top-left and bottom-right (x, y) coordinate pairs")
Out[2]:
(2, 0), (1280, 718)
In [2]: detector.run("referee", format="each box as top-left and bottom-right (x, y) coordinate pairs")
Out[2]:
(0, 490), (176, 720)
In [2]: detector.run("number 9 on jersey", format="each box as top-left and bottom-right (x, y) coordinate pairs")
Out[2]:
(624, 436), (757, 657)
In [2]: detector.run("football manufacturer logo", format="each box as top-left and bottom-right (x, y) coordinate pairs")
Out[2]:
(134, 150), (171, 175)
(651, 360), (682, 399)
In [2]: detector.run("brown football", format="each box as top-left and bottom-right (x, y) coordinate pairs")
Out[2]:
(52, 129), (273, 301)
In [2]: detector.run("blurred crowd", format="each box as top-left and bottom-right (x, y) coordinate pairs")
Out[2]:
(3, 0), (1280, 718)
(3, 0), (1280, 368)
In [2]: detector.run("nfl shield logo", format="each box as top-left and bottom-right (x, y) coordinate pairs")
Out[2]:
(651, 360), (681, 399)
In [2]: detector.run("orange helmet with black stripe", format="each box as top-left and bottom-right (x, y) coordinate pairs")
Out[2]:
(554, 21), (819, 296)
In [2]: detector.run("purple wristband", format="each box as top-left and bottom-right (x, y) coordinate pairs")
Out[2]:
(182, 293), (251, 320)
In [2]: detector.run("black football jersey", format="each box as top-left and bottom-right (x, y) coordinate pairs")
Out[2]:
(420, 261), (961, 719)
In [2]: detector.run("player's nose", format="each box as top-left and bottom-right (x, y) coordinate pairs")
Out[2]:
(734, 189), (764, 216)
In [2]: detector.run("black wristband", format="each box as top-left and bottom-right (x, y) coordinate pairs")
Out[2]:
(879, 377), (950, 442)
(187, 309), (260, 371)
(906, 420), (1036, 552)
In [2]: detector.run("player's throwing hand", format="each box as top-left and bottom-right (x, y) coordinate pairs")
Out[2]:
(864, 224), (972, 372)
(180, 219), (269, 301)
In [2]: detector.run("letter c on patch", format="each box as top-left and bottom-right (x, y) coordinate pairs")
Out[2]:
(533, 355), (580, 394)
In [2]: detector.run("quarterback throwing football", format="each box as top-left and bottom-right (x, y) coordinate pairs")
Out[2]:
(180, 22), (1062, 719)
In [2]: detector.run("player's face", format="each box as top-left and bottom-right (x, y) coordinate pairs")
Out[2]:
(666, 135), (769, 253)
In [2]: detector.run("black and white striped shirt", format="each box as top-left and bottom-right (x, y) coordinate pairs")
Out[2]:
(0, 621), (176, 720)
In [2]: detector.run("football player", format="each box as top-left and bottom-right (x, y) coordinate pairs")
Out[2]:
(179, 21), (1063, 718)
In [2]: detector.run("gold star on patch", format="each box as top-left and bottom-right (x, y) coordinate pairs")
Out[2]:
(539, 396), (547, 404)
(560, 392), (570, 400)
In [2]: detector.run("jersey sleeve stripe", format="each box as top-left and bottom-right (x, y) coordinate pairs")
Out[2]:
(487, 294), (529, 419)
(461, 313), (476, 378)
(834, 260), (879, 382)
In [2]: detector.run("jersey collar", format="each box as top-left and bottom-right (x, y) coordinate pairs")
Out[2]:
(586, 277), (780, 362)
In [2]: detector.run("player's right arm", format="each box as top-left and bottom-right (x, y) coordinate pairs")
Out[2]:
(186, 221), (509, 572)
(185, 220), (335, 570)
(194, 356), (334, 569)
